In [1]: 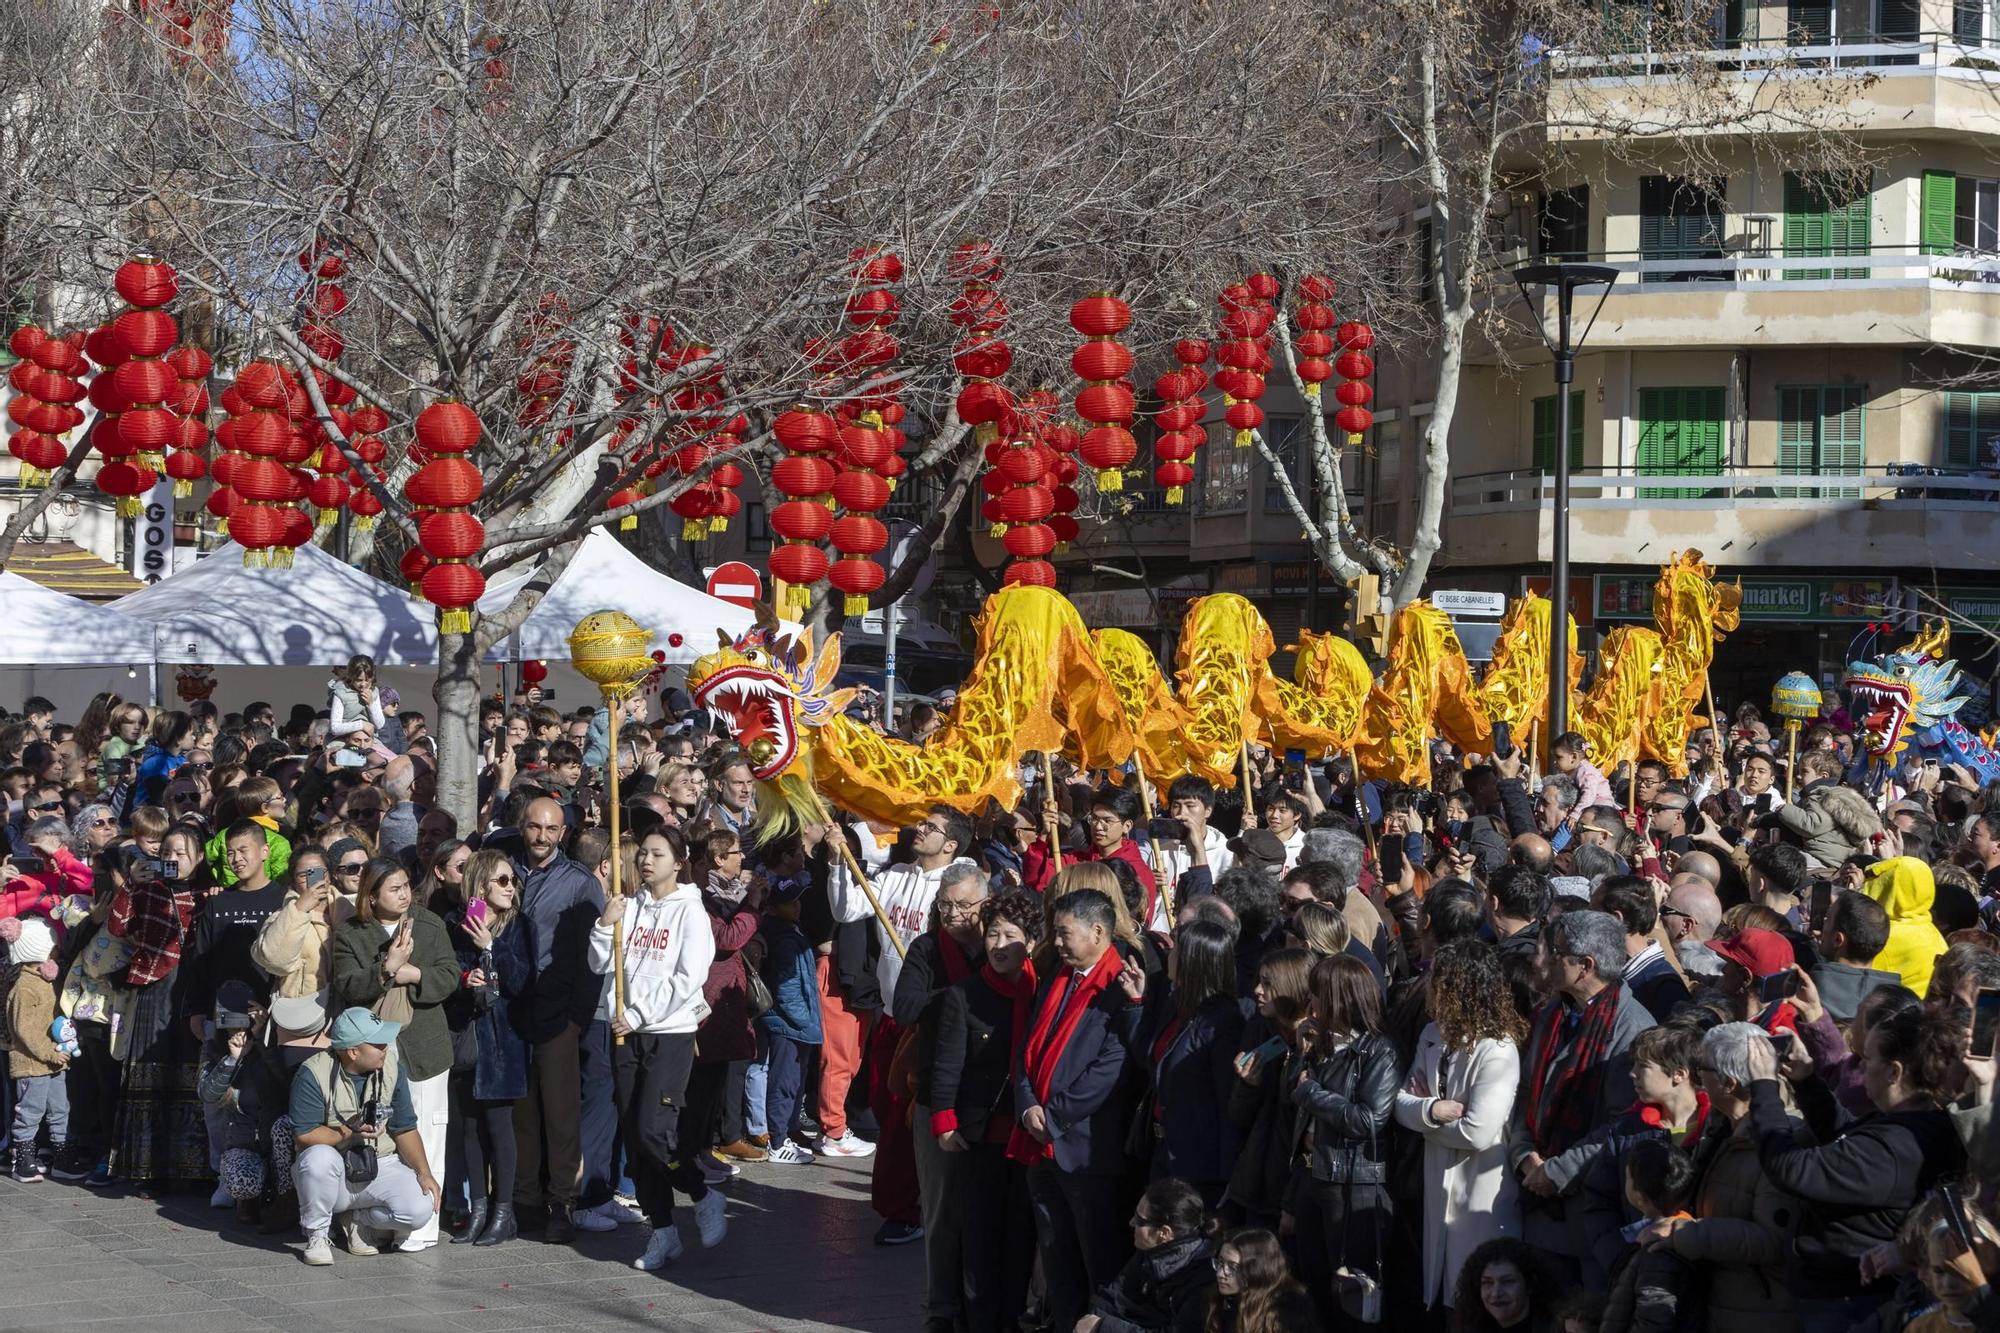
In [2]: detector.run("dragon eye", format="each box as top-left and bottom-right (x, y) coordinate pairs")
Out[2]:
(1894, 665), (1911, 678)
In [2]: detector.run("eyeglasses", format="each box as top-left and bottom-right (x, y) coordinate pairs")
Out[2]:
(489, 873), (515, 886)
(1085, 813), (1124, 825)
(1212, 1257), (1240, 1275)
(937, 899), (983, 918)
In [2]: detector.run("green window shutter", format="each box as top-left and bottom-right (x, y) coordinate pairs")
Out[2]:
(1640, 386), (1724, 498)
(1777, 386), (1816, 496)
(1784, 172), (1829, 281)
(1924, 171), (1958, 256)
(1788, 0), (1832, 41)
(1567, 390), (1586, 469)
(1947, 392), (1974, 469)
(1639, 177), (1667, 262)
(1532, 395), (1556, 471)
(1824, 386), (1866, 478)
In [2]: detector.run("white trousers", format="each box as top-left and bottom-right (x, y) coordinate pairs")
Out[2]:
(293, 1144), (432, 1240)
(404, 1071), (449, 1246)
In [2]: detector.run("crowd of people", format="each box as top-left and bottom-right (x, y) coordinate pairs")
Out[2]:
(10, 655), (2000, 1333)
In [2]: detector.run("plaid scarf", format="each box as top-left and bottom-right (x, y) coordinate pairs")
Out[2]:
(1524, 983), (1625, 1157)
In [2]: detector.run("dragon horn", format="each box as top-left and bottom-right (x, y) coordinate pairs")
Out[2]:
(754, 598), (781, 635)
(1908, 620), (1951, 661)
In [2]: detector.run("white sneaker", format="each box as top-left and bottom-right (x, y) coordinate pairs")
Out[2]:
(572, 1202), (618, 1233)
(765, 1140), (814, 1165)
(341, 1214), (379, 1257)
(394, 1234), (434, 1252)
(302, 1233), (334, 1266)
(209, 1182), (233, 1208)
(596, 1199), (647, 1227)
(819, 1131), (877, 1159)
(694, 1190), (727, 1248)
(633, 1226), (683, 1271)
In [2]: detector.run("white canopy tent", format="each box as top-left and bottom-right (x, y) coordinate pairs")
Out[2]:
(479, 530), (764, 668)
(0, 572), (161, 716)
(112, 542), (441, 714)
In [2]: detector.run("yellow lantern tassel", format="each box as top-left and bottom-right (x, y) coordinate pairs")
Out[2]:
(137, 451), (164, 470)
(1097, 469), (1123, 492)
(845, 594), (868, 615)
(410, 582), (426, 601)
(174, 479), (193, 499)
(316, 508), (338, 528)
(1233, 429), (1252, 448)
(708, 516), (728, 534)
(355, 515), (375, 532)
(1166, 486), (1184, 505)
(619, 513), (638, 531)
(217, 517), (229, 536)
(1346, 431), (1364, 445)
(20, 467), (43, 487)
(439, 607), (471, 635)
(1304, 383), (1322, 400)
(1056, 542), (1070, 555)
(117, 497), (143, 519)
(884, 477), (898, 492)
(989, 521), (1006, 538)
(681, 517), (703, 540)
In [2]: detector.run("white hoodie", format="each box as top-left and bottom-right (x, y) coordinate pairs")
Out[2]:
(588, 884), (715, 1034)
(829, 824), (979, 1001)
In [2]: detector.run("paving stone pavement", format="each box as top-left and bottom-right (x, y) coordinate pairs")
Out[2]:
(0, 1153), (928, 1333)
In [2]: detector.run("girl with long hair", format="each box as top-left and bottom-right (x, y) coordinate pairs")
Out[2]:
(1205, 1228), (1315, 1333)
(1222, 948), (1315, 1229)
(1148, 920), (1249, 1206)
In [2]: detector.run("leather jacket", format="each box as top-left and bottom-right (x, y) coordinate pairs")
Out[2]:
(1289, 1032), (1400, 1185)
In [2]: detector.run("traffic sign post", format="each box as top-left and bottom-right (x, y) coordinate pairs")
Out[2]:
(705, 561), (762, 610)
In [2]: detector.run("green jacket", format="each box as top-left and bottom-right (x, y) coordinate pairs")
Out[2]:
(204, 818), (293, 889)
(327, 908), (460, 1082)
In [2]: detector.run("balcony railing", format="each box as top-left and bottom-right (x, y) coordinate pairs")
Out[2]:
(1552, 31), (2000, 79)
(1451, 466), (2000, 514)
(1501, 246), (2000, 292)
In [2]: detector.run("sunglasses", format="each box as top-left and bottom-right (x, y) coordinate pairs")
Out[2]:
(91, 817), (117, 827)
(336, 862), (367, 875)
(489, 873), (516, 886)
(1659, 905), (1693, 922)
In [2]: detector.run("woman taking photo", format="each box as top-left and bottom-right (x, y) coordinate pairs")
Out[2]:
(592, 827), (726, 1270)
(329, 856), (458, 1250)
(1224, 947), (1315, 1229)
(327, 653), (387, 739)
(1205, 1229), (1314, 1333)
(1394, 940), (1525, 1321)
(1289, 952), (1399, 1327)
(250, 847), (342, 1000)
(1148, 919), (1249, 1206)
(445, 849), (535, 1246)
(927, 890), (1042, 1333)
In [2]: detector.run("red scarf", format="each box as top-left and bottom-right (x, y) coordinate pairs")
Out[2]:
(939, 930), (975, 987)
(1008, 946), (1123, 1165)
(1635, 1089), (1712, 1145)
(983, 960), (1038, 1061)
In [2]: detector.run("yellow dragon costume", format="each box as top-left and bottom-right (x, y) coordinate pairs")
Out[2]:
(687, 551), (1738, 831)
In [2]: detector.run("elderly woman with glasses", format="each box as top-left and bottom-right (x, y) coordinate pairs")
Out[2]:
(69, 803), (121, 858)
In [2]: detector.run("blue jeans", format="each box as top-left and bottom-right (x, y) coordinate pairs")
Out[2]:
(577, 1019), (618, 1210)
(745, 1031), (770, 1138)
(763, 1035), (814, 1144)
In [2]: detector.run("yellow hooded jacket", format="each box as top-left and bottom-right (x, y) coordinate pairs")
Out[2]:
(1859, 857), (1948, 999)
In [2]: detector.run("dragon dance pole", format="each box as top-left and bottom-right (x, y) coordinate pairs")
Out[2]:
(1042, 750), (1062, 850)
(1785, 721), (1800, 803)
(1134, 769), (1172, 920)
(1240, 745), (1257, 824)
(606, 699), (626, 1044)
(810, 789), (907, 960)
(569, 612), (653, 1046)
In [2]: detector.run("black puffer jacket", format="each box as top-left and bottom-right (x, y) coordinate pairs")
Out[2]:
(1289, 1031), (1400, 1184)
(1087, 1234), (1215, 1333)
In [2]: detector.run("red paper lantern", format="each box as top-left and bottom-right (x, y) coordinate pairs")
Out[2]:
(114, 309), (179, 359)
(422, 562), (486, 627)
(1079, 425), (1136, 491)
(229, 503), (286, 554)
(521, 659), (549, 685)
(114, 258), (179, 308)
(1068, 294), (1132, 337)
(771, 499), (833, 543)
(415, 401), (481, 453)
(1002, 523), (1055, 559)
(1003, 559), (1057, 588)
(164, 445), (207, 498)
(399, 546), (434, 595)
(773, 455), (837, 497)
(769, 542), (829, 588)
(419, 510), (485, 559)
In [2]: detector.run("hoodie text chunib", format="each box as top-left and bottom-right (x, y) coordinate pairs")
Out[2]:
(588, 885), (717, 1034)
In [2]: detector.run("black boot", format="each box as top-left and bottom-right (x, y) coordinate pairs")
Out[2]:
(452, 1200), (489, 1245)
(474, 1202), (517, 1247)
(543, 1202), (576, 1244)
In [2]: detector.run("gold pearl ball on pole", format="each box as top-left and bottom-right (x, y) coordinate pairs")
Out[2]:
(569, 610), (654, 1045)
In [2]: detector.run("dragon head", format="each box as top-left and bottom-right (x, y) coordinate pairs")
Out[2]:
(685, 616), (854, 781)
(1844, 622), (1964, 762)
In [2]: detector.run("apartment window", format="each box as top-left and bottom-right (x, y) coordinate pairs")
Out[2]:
(1637, 386), (1726, 498)
(1639, 176), (1726, 281)
(1957, 0), (1993, 43)
(1944, 391), (2000, 470)
(1263, 415), (1308, 514)
(1783, 171), (1869, 279)
(1414, 218), (1437, 303)
(1372, 417), (1406, 540)
(1777, 385), (1866, 498)
(1957, 176), (2000, 256)
(1787, 0), (1832, 41)
(1201, 441), (1249, 512)
(1537, 186), (1590, 261)
(1531, 392), (1586, 472)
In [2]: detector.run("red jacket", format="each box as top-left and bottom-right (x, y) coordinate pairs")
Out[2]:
(0, 847), (91, 922)
(1023, 837), (1159, 923)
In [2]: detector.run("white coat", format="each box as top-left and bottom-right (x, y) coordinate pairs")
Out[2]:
(1392, 1024), (1523, 1308)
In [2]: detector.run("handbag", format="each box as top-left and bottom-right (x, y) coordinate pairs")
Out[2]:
(744, 962), (774, 1018)
(372, 983), (414, 1025)
(1332, 1038), (1386, 1325)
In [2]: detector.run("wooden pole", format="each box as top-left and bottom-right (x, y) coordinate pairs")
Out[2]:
(1041, 749), (1063, 851)
(1240, 744), (1257, 825)
(1785, 722), (1799, 803)
(810, 789), (907, 960)
(1134, 769), (1172, 921)
(605, 696), (627, 1046)
(1527, 718), (1540, 779)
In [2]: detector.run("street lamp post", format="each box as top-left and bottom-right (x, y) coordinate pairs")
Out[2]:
(1510, 261), (1618, 749)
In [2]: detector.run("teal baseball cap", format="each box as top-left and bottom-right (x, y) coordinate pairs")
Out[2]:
(329, 1007), (401, 1050)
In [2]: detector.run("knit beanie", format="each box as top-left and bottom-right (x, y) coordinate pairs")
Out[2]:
(9, 918), (55, 966)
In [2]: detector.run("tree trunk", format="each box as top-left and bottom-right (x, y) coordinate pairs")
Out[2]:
(1393, 304), (1467, 606)
(433, 627), (486, 833)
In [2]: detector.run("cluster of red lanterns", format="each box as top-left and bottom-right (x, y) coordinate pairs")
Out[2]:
(1152, 339), (1210, 506)
(987, 389), (1064, 589)
(1290, 274), (1338, 399)
(604, 315), (670, 526)
(950, 241), (1013, 447)
(164, 344), (212, 498)
(343, 401), (391, 530)
(515, 295), (573, 432)
(767, 404), (840, 614)
(1216, 274), (1280, 449)
(824, 247), (906, 614)
(1333, 323), (1377, 444)
(296, 242), (362, 527)
(664, 344), (747, 541)
(6, 327), (87, 486)
(217, 361), (316, 565)
(405, 401), (486, 633)
(86, 258), (190, 518)
(1071, 292), (1137, 491)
